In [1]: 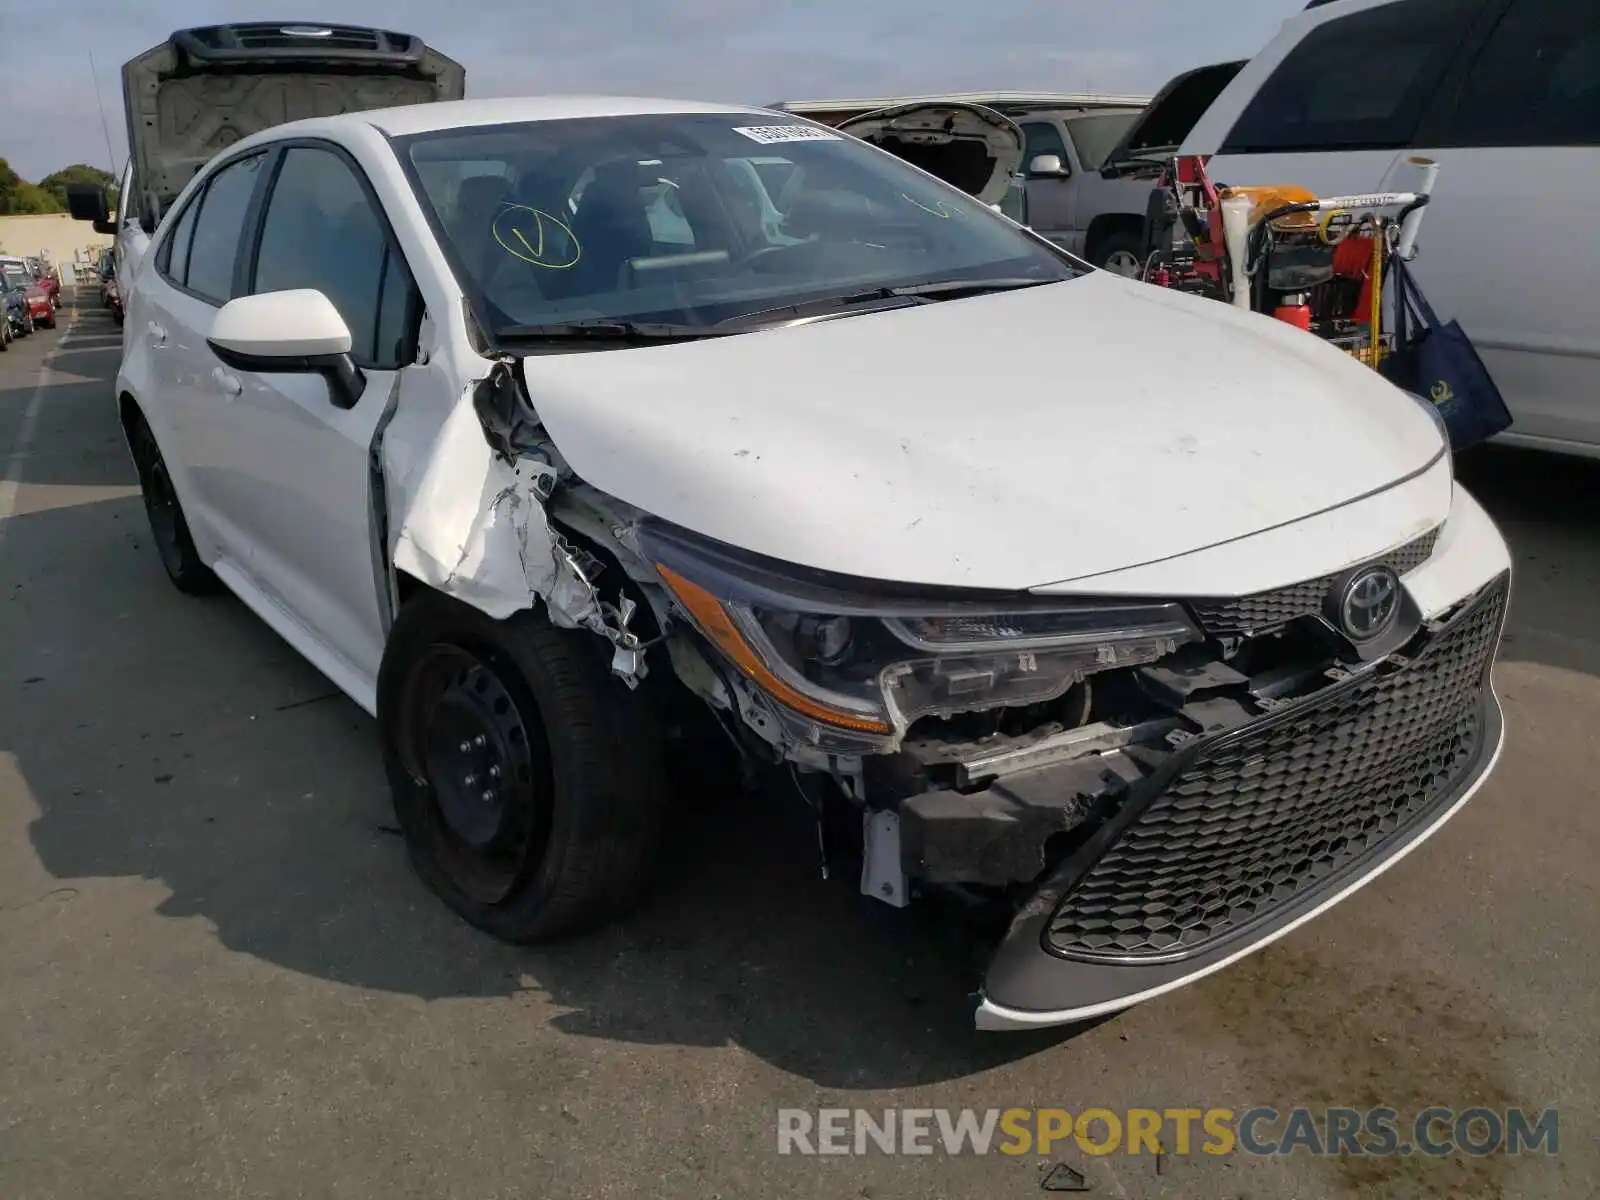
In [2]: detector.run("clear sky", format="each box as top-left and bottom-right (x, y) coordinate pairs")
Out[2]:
(0, 0), (1307, 180)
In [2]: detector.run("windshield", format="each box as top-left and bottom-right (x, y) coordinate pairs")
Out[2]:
(2, 270), (30, 291)
(1063, 111), (1143, 170)
(397, 113), (1082, 338)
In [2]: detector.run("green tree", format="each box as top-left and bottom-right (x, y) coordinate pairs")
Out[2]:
(38, 163), (117, 210)
(0, 158), (63, 214)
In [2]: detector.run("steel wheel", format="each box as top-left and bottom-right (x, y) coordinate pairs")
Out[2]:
(1103, 249), (1143, 278)
(396, 642), (554, 906)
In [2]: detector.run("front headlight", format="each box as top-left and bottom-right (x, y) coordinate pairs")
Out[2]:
(642, 525), (1199, 743)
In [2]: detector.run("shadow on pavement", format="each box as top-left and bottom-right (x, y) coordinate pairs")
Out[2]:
(3, 301), (1074, 1088)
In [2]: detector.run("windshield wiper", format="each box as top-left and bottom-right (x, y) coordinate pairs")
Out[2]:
(496, 320), (728, 342)
(716, 277), (1057, 330)
(886, 276), (1057, 298)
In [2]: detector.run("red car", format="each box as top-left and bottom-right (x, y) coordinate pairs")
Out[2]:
(26, 258), (61, 310)
(2, 266), (54, 330)
(0, 256), (58, 315)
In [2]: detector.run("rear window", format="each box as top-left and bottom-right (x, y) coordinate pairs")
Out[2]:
(1220, 0), (1483, 154)
(1440, 0), (1600, 148)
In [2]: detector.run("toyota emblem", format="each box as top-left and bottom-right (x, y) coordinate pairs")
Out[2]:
(1337, 566), (1401, 642)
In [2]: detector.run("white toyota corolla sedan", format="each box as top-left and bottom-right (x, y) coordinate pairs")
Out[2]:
(115, 96), (1511, 1030)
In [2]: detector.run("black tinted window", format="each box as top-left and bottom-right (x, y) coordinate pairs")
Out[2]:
(185, 153), (265, 304)
(160, 195), (201, 285)
(373, 246), (417, 368)
(255, 147), (400, 366)
(1021, 121), (1069, 167)
(1444, 0), (1600, 147)
(1221, 0), (1481, 153)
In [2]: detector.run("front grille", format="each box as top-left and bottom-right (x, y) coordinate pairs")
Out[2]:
(1046, 573), (1505, 961)
(1188, 526), (1440, 636)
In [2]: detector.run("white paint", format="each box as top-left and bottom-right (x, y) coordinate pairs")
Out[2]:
(973, 693), (1508, 1030)
(1180, 0), (1600, 450)
(0, 303), (77, 540)
(860, 810), (908, 908)
(208, 290), (353, 359)
(523, 271), (1446, 591)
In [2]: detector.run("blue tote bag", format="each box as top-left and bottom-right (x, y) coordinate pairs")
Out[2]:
(1380, 257), (1513, 453)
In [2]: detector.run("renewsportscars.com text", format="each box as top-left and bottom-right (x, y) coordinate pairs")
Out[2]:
(776, 1106), (1559, 1158)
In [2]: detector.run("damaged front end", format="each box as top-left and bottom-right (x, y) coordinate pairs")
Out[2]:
(385, 359), (1503, 1031)
(389, 361), (652, 683)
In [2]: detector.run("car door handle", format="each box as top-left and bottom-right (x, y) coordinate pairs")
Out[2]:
(212, 367), (243, 398)
(147, 320), (166, 345)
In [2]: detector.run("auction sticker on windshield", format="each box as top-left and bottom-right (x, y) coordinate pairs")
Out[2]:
(732, 124), (841, 144)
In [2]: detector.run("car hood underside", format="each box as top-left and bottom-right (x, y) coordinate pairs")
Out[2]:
(519, 273), (1447, 592)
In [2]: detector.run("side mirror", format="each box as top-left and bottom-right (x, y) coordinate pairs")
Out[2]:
(208, 290), (366, 409)
(66, 183), (117, 234)
(1028, 154), (1069, 179)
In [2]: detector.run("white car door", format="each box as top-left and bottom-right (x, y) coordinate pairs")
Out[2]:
(1399, 0), (1600, 449)
(203, 141), (420, 685)
(143, 149), (272, 565)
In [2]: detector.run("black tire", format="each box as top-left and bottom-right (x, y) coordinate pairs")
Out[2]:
(1091, 230), (1148, 278)
(129, 414), (218, 594)
(41, 313), (56, 329)
(0, 320), (10, 351)
(378, 591), (669, 943)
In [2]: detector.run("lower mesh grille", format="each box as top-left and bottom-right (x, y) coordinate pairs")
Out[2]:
(1189, 527), (1440, 636)
(1046, 573), (1506, 961)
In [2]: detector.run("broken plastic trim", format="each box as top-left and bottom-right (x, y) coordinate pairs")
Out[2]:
(388, 363), (650, 685)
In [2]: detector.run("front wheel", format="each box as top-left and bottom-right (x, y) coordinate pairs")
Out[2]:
(378, 592), (669, 943)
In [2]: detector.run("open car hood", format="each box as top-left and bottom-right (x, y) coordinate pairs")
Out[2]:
(1102, 60), (1246, 171)
(837, 102), (1024, 206)
(122, 22), (464, 223)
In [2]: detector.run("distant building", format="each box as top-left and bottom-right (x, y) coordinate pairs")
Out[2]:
(0, 212), (114, 282)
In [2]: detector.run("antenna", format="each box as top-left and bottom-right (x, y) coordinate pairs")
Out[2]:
(87, 47), (120, 177)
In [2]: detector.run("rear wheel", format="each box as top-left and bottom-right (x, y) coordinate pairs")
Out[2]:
(379, 592), (669, 943)
(129, 415), (217, 594)
(0, 319), (10, 351)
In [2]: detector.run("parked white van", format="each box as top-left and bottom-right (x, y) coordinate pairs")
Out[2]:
(1181, 0), (1600, 457)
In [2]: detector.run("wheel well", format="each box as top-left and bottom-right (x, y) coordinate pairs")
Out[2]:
(117, 392), (142, 440)
(1084, 213), (1144, 262)
(392, 530), (661, 644)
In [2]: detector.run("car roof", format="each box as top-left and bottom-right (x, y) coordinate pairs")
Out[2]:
(353, 95), (776, 138)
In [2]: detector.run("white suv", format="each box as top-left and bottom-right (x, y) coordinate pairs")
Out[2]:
(1182, 0), (1600, 456)
(116, 96), (1510, 1030)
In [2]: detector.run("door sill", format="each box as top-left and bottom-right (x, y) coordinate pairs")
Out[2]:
(211, 557), (380, 716)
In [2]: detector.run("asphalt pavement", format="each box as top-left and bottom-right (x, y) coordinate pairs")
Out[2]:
(1, 293), (1595, 1199)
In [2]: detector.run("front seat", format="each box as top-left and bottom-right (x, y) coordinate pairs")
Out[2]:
(562, 160), (656, 298)
(450, 174), (512, 279)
